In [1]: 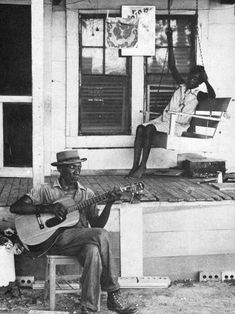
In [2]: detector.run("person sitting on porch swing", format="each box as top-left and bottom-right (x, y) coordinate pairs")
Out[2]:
(127, 27), (216, 179)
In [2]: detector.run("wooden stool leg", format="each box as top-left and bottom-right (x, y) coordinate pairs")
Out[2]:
(97, 289), (101, 312)
(44, 258), (49, 301)
(49, 259), (56, 310)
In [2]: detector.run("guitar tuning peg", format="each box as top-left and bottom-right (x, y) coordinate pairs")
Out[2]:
(130, 192), (135, 204)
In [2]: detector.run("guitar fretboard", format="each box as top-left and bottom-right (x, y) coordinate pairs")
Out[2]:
(61, 182), (143, 214)
(66, 191), (110, 214)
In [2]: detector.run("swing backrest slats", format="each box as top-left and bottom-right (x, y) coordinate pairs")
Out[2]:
(182, 97), (232, 139)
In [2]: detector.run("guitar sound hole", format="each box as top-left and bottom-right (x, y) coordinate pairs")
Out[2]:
(46, 216), (64, 228)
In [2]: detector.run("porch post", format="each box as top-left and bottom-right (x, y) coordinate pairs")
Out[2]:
(31, 0), (44, 186)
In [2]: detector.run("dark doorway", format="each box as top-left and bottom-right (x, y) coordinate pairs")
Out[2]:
(3, 104), (32, 167)
(0, 5), (32, 167)
(0, 5), (31, 95)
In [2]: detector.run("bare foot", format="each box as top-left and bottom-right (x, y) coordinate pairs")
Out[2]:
(131, 166), (146, 178)
(125, 167), (138, 178)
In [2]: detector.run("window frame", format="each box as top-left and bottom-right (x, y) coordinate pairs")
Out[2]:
(78, 13), (132, 136)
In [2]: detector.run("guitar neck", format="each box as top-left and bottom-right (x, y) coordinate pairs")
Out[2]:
(67, 191), (110, 214)
(61, 182), (143, 214)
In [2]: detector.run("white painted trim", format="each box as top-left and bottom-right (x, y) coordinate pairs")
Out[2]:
(31, 0), (44, 186)
(78, 9), (120, 14)
(69, 8), (196, 15)
(0, 103), (3, 168)
(142, 199), (235, 210)
(0, 96), (32, 103)
(66, 135), (136, 148)
(120, 203), (143, 277)
(0, 0), (30, 4)
(156, 10), (197, 15)
(132, 57), (144, 134)
(0, 167), (32, 178)
(66, 6), (79, 137)
(43, 1), (53, 176)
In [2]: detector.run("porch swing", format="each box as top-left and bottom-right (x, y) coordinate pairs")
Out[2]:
(147, 0), (232, 152)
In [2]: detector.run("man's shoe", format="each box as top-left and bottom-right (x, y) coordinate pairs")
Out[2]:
(107, 290), (138, 314)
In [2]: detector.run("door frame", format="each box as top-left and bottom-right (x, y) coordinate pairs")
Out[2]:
(0, 0), (45, 184)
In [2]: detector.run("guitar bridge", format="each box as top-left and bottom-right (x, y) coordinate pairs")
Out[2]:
(36, 213), (45, 229)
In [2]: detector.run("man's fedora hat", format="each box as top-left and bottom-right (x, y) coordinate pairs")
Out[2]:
(51, 150), (87, 166)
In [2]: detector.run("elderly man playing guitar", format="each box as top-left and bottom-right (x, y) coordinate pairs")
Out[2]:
(10, 150), (139, 314)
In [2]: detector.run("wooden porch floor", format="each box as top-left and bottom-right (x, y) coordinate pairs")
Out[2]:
(1, 175), (235, 207)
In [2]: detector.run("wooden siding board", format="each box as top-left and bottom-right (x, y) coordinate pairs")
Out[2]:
(158, 178), (197, 202)
(171, 181), (200, 201)
(17, 178), (29, 200)
(98, 176), (113, 191)
(120, 204), (143, 277)
(27, 178), (33, 193)
(0, 178), (6, 198)
(105, 175), (123, 189)
(143, 202), (235, 233)
(137, 178), (166, 202)
(198, 182), (233, 201)
(0, 207), (15, 231)
(225, 191), (235, 200)
(180, 179), (216, 201)
(145, 177), (181, 202)
(7, 178), (21, 206)
(0, 178), (13, 206)
(143, 230), (235, 257)
(84, 176), (105, 195)
(176, 178), (212, 201)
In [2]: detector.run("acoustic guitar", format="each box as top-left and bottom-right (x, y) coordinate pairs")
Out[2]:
(14, 182), (144, 248)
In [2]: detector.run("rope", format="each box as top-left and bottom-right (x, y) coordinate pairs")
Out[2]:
(196, 25), (204, 67)
(156, 50), (168, 97)
(195, 0), (210, 137)
(167, 0), (171, 29)
(195, 0), (204, 66)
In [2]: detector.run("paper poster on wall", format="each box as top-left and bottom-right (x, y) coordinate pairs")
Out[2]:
(121, 6), (156, 56)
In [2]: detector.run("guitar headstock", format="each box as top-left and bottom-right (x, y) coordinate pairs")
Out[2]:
(120, 182), (145, 195)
